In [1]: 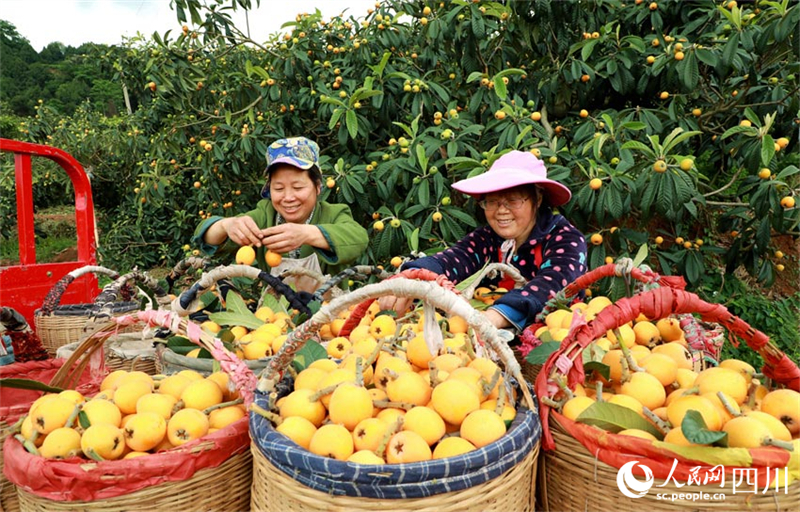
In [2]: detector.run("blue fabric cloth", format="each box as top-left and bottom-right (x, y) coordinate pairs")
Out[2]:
(0, 334), (15, 366)
(250, 384), (541, 499)
(404, 207), (587, 329)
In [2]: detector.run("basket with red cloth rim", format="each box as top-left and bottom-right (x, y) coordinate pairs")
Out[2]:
(0, 359), (101, 512)
(535, 286), (800, 512)
(3, 309), (257, 511)
(516, 260), (725, 384)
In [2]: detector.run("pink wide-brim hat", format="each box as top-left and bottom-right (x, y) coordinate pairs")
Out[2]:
(452, 150), (572, 207)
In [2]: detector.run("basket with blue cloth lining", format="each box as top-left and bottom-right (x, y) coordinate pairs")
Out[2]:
(249, 276), (541, 512)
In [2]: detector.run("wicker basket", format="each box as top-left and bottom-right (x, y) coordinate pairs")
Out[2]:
(4, 310), (258, 511)
(517, 259), (718, 384)
(34, 266), (137, 356)
(541, 417), (800, 512)
(14, 449), (252, 512)
(55, 332), (160, 376)
(251, 440), (538, 512)
(0, 359), (102, 512)
(536, 286), (800, 512)
(251, 276), (540, 512)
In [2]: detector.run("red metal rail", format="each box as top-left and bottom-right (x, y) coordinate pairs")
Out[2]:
(0, 138), (99, 331)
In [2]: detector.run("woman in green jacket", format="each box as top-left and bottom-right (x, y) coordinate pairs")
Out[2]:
(192, 137), (368, 291)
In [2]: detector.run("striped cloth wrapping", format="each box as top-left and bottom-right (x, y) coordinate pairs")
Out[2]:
(250, 386), (541, 499)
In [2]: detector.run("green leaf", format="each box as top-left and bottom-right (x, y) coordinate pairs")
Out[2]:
(345, 110), (358, 139)
(681, 410), (728, 446)
(373, 51), (391, 77)
(78, 410), (91, 429)
(492, 75), (507, 100)
(584, 361), (611, 381)
(0, 378), (63, 393)
(166, 335), (197, 355)
(620, 141), (656, 157)
(719, 125), (754, 140)
(525, 342), (561, 364)
(681, 51), (699, 90)
(410, 227), (420, 252)
(466, 71), (484, 83)
(209, 311), (263, 330)
(328, 108), (343, 130)
(761, 134), (775, 167)
(290, 339), (327, 373)
(582, 38), (599, 61)
(695, 48), (718, 67)
(632, 243), (649, 267)
(576, 402), (663, 439)
(721, 32), (740, 70)
(416, 144), (428, 171)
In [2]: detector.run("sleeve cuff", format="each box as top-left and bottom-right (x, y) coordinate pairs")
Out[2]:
(315, 226), (338, 263)
(489, 304), (526, 331)
(191, 216), (225, 255)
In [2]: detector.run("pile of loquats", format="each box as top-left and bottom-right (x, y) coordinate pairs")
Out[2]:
(542, 297), (800, 451)
(196, 305), (294, 361)
(254, 303), (521, 465)
(15, 368), (245, 461)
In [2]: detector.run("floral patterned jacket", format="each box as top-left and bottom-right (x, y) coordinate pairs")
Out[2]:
(404, 207), (587, 330)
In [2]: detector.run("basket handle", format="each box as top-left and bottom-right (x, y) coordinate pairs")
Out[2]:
(536, 286), (800, 449)
(51, 310), (258, 403)
(258, 277), (535, 411)
(165, 257), (211, 293)
(310, 265), (391, 303)
(38, 265), (120, 315)
(90, 270), (171, 317)
(460, 262), (528, 301)
(534, 259), (686, 322)
(171, 264), (312, 317)
(338, 267), (455, 337)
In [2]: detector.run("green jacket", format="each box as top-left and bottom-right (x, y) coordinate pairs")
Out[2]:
(192, 200), (368, 275)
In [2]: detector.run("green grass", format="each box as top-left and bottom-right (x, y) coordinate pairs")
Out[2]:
(0, 206), (78, 265)
(0, 235), (76, 265)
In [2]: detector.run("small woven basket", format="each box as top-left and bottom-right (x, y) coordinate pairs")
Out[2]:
(536, 286), (800, 512)
(4, 310), (258, 511)
(251, 276), (540, 512)
(55, 332), (160, 376)
(34, 266), (137, 357)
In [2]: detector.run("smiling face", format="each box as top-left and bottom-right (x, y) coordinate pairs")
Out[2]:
(483, 186), (542, 247)
(268, 164), (321, 223)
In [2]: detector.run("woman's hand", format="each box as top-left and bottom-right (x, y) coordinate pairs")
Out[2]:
(377, 295), (414, 316)
(261, 224), (317, 254)
(220, 216), (266, 247)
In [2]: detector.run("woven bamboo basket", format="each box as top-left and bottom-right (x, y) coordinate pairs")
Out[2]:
(536, 286), (800, 512)
(251, 275), (541, 512)
(517, 259), (720, 385)
(542, 418), (800, 512)
(0, 359), (103, 512)
(250, 441), (538, 512)
(4, 310), (258, 512)
(56, 332), (160, 376)
(34, 265), (137, 356)
(53, 270), (173, 375)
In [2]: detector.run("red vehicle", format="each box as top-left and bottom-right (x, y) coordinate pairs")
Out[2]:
(0, 138), (101, 332)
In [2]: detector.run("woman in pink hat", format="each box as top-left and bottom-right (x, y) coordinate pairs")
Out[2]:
(380, 150), (587, 330)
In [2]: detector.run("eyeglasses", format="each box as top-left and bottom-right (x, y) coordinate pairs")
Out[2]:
(478, 197), (529, 212)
